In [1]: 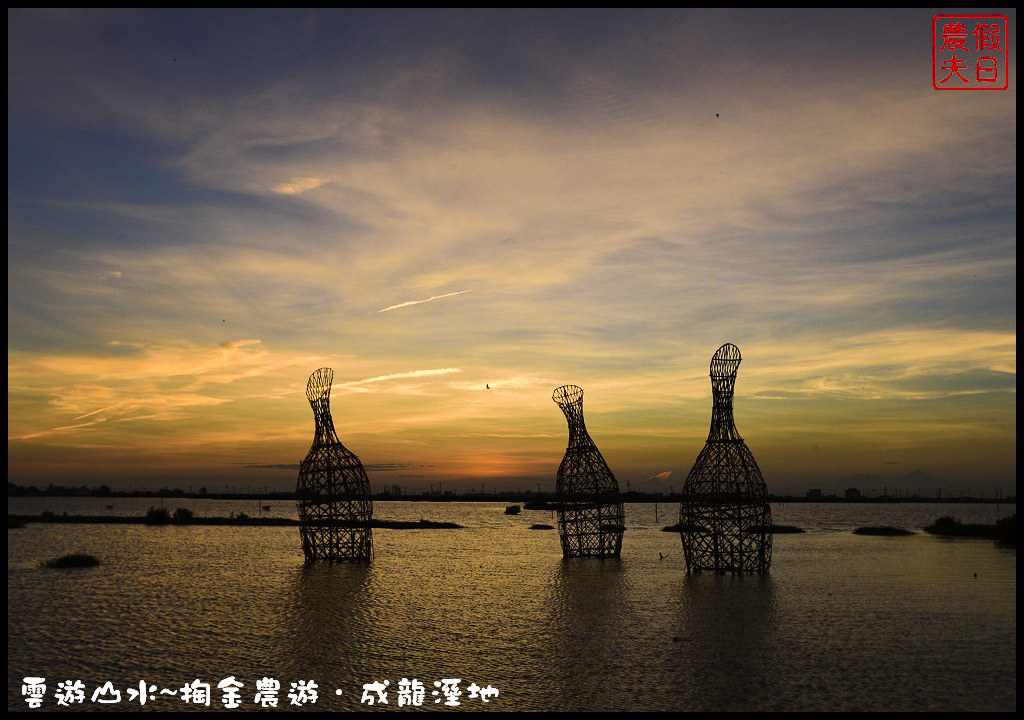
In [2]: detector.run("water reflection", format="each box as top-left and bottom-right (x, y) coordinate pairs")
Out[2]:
(275, 563), (375, 685)
(545, 558), (630, 710)
(673, 573), (777, 711)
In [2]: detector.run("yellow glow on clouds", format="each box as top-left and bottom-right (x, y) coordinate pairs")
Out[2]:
(271, 176), (331, 195)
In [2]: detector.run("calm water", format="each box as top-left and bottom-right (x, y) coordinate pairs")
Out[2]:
(7, 501), (1017, 711)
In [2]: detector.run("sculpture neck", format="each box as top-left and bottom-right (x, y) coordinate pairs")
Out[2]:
(708, 378), (741, 442)
(567, 421), (594, 449)
(311, 397), (340, 446)
(561, 403), (595, 449)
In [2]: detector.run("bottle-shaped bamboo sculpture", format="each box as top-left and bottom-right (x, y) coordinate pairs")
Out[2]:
(679, 344), (772, 573)
(296, 367), (374, 562)
(552, 385), (625, 557)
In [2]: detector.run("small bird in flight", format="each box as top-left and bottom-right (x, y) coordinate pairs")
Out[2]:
(486, 384), (490, 389)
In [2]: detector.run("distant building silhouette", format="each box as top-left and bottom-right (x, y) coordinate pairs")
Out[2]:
(807, 489), (823, 499)
(552, 385), (625, 557)
(844, 487), (861, 499)
(679, 344), (772, 573)
(296, 368), (373, 561)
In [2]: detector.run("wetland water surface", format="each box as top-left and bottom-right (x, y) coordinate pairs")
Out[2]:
(7, 501), (1016, 711)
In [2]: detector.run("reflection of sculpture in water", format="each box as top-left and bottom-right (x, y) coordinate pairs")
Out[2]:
(674, 574), (776, 708)
(296, 368), (373, 562)
(679, 344), (772, 573)
(552, 385), (625, 557)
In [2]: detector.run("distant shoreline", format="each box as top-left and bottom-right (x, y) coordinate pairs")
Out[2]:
(6, 489), (1015, 505)
(8, 514), (462, 529)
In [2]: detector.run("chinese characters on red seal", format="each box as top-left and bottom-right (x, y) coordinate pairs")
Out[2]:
(933, 15), (1009, 90)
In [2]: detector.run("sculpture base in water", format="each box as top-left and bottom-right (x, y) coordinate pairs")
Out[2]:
(557, 498), (624, 558)
(680, 442), (772, 573)
(680, 497), (772, 574)
(299, 523), (373, 563)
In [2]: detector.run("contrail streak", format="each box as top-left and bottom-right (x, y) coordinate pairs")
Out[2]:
(342, 368), (463, 385)
(378, 289), (473, 313)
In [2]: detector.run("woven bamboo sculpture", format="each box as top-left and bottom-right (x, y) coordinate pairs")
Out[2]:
(296, 367), (374, 561)
(679, 344), (772, 573)
(552, 385), (625, 557)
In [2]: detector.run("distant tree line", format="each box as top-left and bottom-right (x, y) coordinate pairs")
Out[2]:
(6, 482), (1015, 504)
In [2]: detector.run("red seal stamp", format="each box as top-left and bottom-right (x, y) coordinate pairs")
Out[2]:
(933, 15), (1009, 90)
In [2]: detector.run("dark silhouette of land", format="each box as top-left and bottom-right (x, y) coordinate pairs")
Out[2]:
(853, 526), (914, 536)
(925, 514), (1016, 545)
(8, 482), (1014, 505)
(39, 553), (100, 568)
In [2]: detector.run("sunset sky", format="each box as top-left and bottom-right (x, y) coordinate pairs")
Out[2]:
(8, 9), (1016, 494)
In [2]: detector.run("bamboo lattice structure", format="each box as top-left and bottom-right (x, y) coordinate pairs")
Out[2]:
(679, 344), (772, 573)
(296, 367), (374, 562)
(552, 385), (625, 557)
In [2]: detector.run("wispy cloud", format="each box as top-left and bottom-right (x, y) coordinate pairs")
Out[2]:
(11, 419), (109, 441)
(377, 290), (473, 313)
(271, 176), (331, 195)
(335, 368), (463, 390)
(7, 339), (322, 441)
